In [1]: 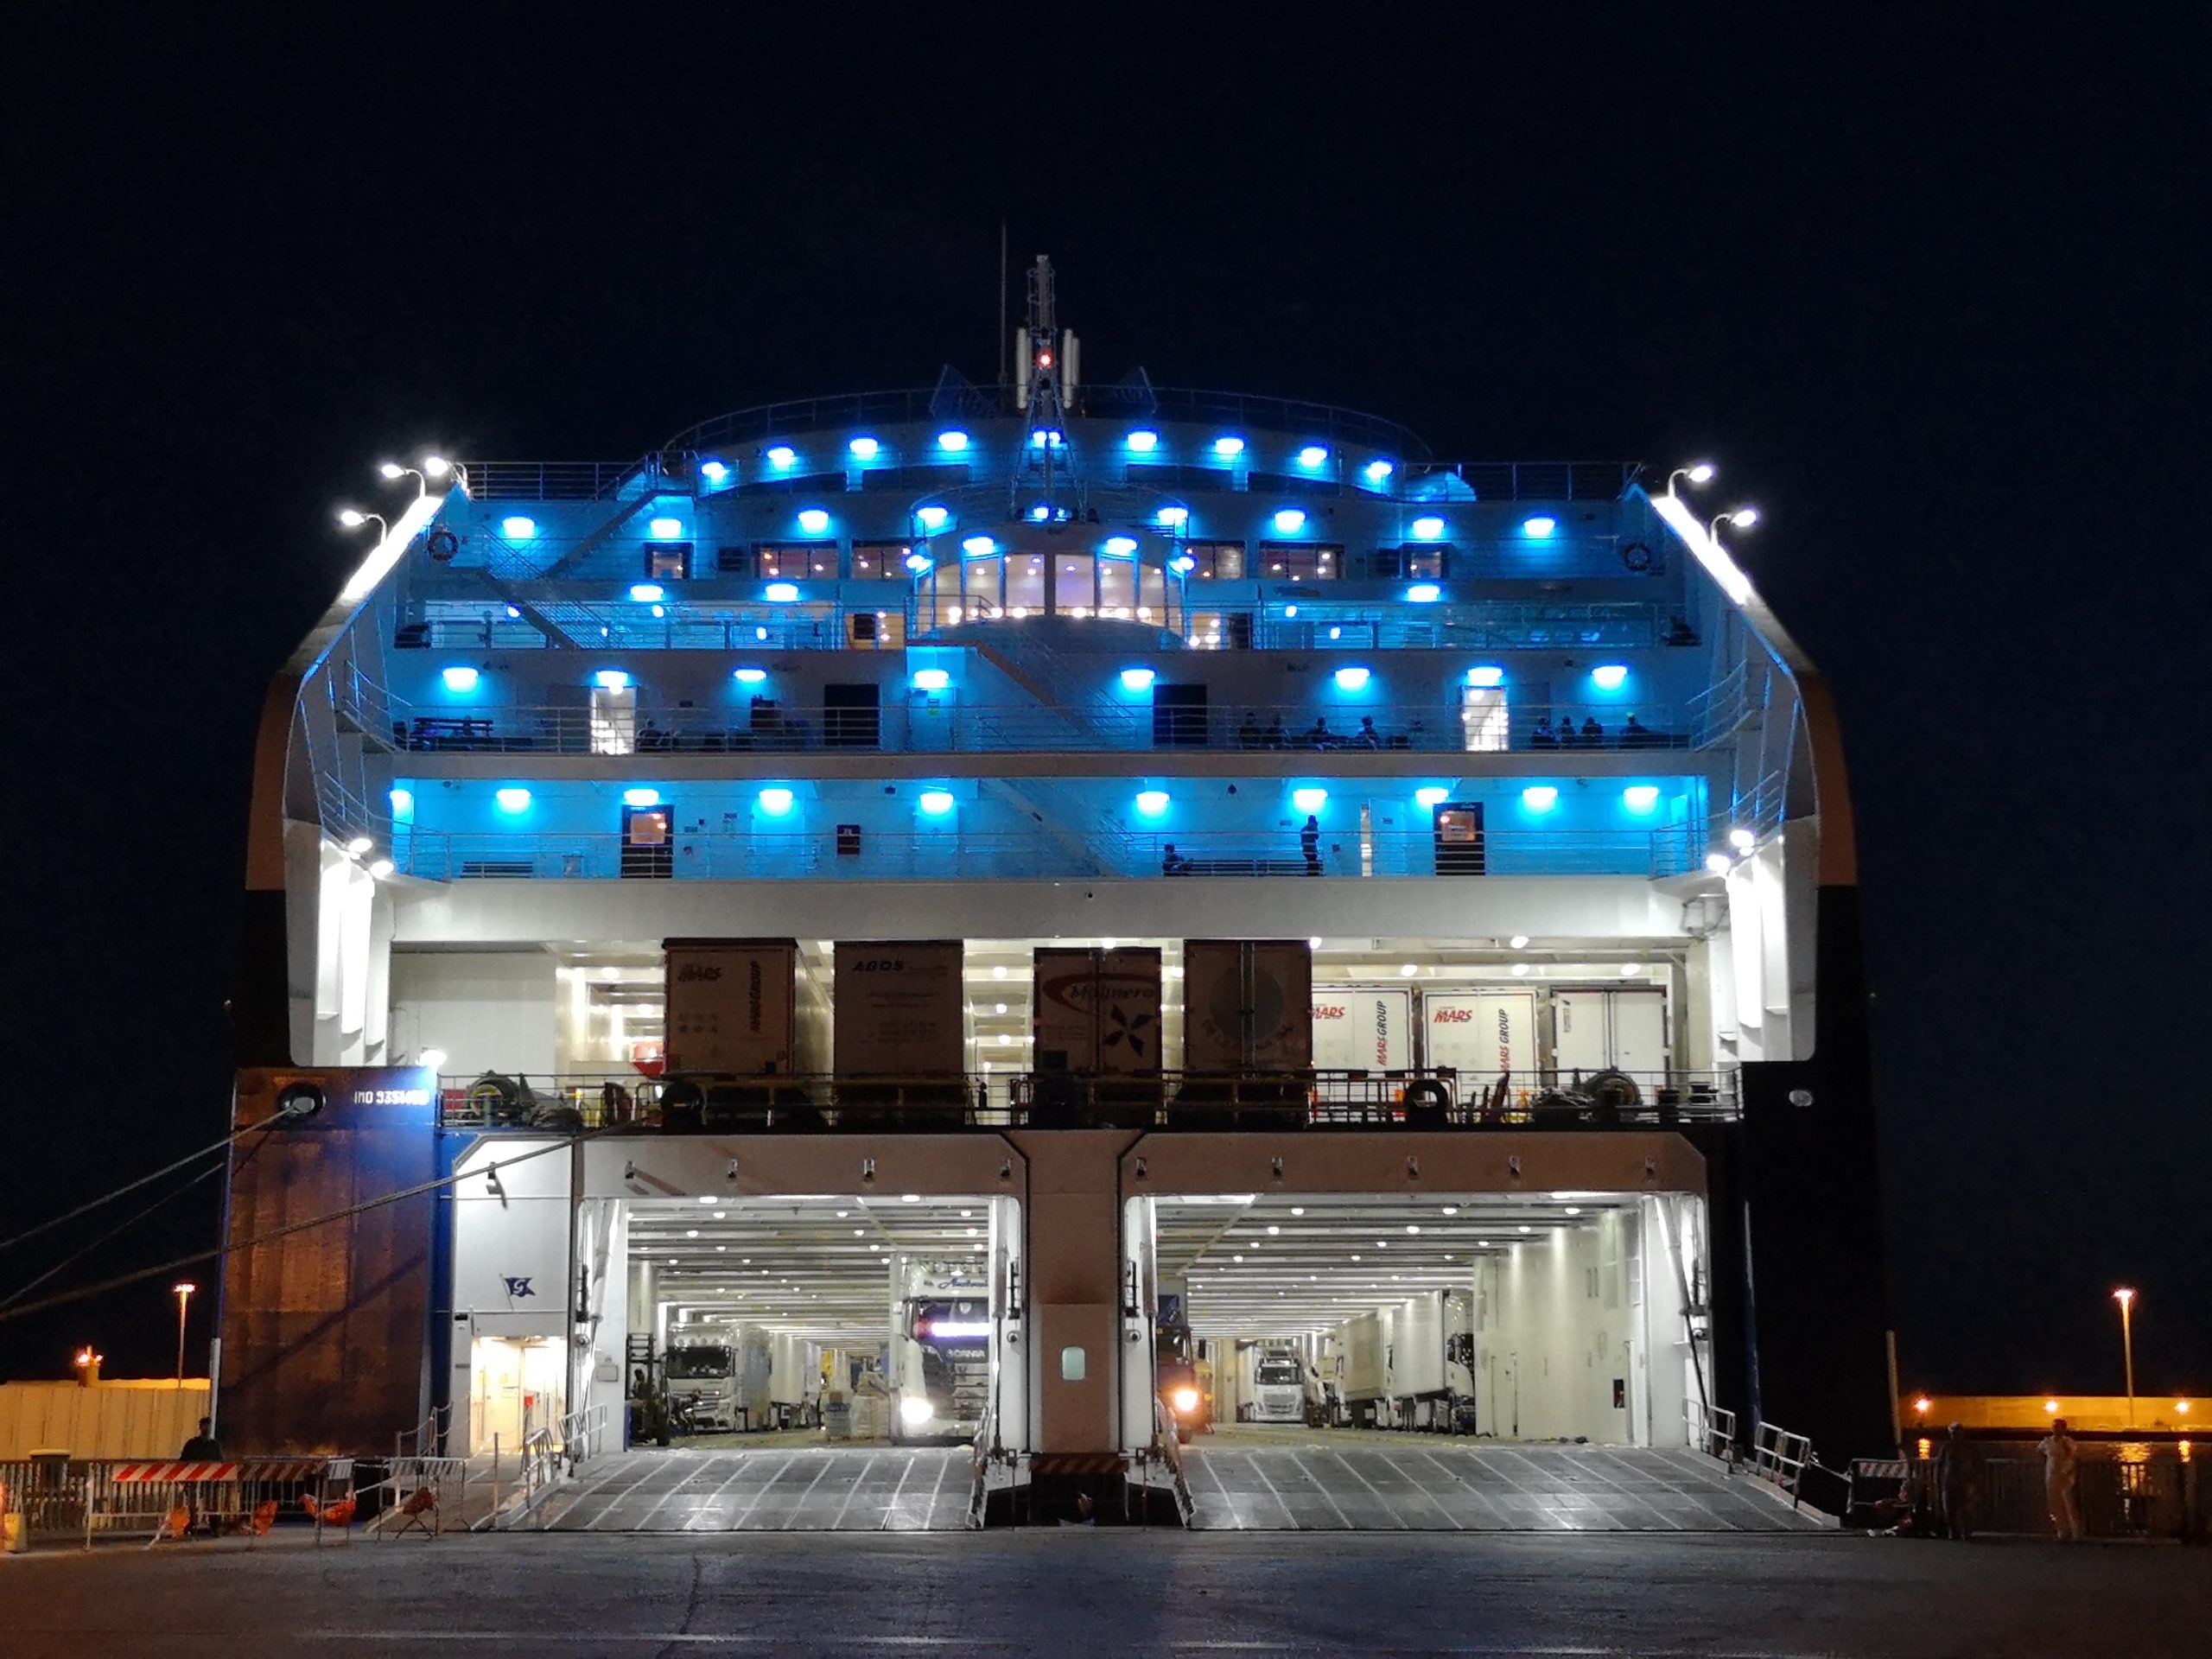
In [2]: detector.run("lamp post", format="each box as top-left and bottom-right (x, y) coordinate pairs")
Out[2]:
(1665, 461), (1715, 498)
(2113, 1287), (2137, 1427)
(173, 1281), (196, 1386)
(337, 507), (387, 538)
(1709, 505), (1759, 543)
(379, 461), (427, 496)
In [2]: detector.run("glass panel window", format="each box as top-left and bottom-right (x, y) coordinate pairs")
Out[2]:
(1182, 542), (1243, 580)
(1405, 545), (1447, 580)
(963, 555), (1003, 617)
(1054, 554), (1095, 616)
(1138, 562), (1167, 626)
(852, 541), (912, 580)
(589, 686), (636, 755)
(1005, 552), (1046, 615)
(1098, 555), (1135, 616)
(1462, 684), (1509, 753)
(643, 543), (690, 580)
(1260, 543), (1341, 582)
(752, 543), (817, 581)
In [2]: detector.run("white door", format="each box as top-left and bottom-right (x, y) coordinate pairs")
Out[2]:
(1610, 990), (1669, 1077)
(1552, 990), (1611, 1077)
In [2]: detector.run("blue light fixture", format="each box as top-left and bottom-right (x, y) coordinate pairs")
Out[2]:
(765, 582), (798, 601)
(389, 787), (414, 816)
(1135, 790), (1170, 817)
(1363, 460), (1395, 484)
(699, 460), (729, 483)
(1591, 664), (1629, 690)
(629, 583), (664, 602)
(1212, 436), (1245, 458)
(495, 787), (531, 813)
(1414, 787), (1449, 808)
(918, 789), (956, 817)
(1298, 445), (1330, 467)
(733, 667), (767, 684)
(848, 436), (880, 460)
(504, 605), (520, 619)
(441, 665), (480, 693)
(1522, 515), (1559, 538)
(962, 535), (996, 556)
(649, 517), (683, 539)
(797, 509), (830, 534)
(1466, 665), (1504, 689)
(1273, 508), (1307, 533)
(1622, 785), (1661, 813)
(1029, 429), (1064, 448)
(624, 787), (661, 808)
(594, 669), (630, 690)
(904, 552), (931, 573)
(1332, 666), (1371, 691)
(1293, 787), (1328, 813)
(1027, 504), (1050, 521)
(1155, 506), (1189, 528)
(1119, 667), (1156, 692)
(1521, 785), (1559, 812)
(766, 445), (796, 469)
(1412, 516), (1446, 540)
(917, 505), (950, 531)
(1126, 429), (1160, 452)
(1283, 604), (1299, 618)
(757, 787), (795, 816)
(1406, 583), (1440, 603)
(1102, 536), (1137, 556)
(1169, 555), (1195, 574)
(936, 429), (969, 453)
(913, 669), (951, 692)
(500, 515), (537, 539)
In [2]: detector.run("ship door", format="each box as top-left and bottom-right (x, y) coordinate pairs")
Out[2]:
(620, 802), (673, 879)
(1433, 801), (1486, 874)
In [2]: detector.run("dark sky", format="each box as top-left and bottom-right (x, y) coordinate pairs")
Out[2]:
(8, 7), (2205, 1400)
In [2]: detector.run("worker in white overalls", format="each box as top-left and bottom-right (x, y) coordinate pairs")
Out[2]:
(2039, 1418), (2083, 1541)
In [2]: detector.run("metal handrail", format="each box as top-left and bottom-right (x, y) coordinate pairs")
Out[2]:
(1751, 1420), (1813, 1502)
(1686, 1398), (1739, 1463)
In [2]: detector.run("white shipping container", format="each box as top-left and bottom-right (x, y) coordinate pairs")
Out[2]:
(1311, 986), (1411, 1073)
(833, 941), (966, 1076)
(1423, 989), (1537, 1096)
(1389, 1289), (1474, 1398)
(1183, 940), (1313, 1071)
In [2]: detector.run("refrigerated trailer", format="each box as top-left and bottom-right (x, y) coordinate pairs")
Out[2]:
(1310, 986), (1413, 1074)
(1181, 940), (1312, 1071)
(1340, 1291), (1476, 1433)
(1031, 947), (1162, 1124)
(660, 938), (831, 1128)
(833, 940), (967, 1077)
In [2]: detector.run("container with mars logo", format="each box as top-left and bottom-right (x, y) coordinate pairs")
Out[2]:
(1309, 986), (1412, 1072)
(1422, 989), (1538, 1090)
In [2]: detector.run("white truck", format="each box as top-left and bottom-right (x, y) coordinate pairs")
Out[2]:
(664, 1323), (741, 1432)
(1249, 1349), (1309, 1425)
(1340, 1291), (1476, 1433)
(888, 1258), (993, 1445)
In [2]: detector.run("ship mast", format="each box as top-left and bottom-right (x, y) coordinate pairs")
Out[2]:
(1011, 254), (1084, 521)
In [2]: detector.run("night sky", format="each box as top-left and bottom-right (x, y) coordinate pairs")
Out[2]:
(9, 9), (2204, 1402)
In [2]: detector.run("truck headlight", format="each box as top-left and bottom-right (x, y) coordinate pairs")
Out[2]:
(899, 1396), (936, 1428)
(1171, 1387), (1200, 1415)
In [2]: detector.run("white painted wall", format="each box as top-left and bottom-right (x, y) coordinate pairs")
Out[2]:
(448, 1135), (572, 1454)
(388, 950), (559, 1075)
(1477, 1211), (1637, 1444)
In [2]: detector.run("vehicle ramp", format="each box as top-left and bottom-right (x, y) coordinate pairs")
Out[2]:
(510, 1446), (975, 1532)
(1182, 1433), (1826, 1531)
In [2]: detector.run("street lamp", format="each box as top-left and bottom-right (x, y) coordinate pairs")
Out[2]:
(379, 461), (427, 496)
(1709, 506), (1758, 542)
(173, 1282), (196, 1386)
(1666, 461), (1716, 497)
(337, 507), (387, 537)
(2113, 1287), (2137, 1427)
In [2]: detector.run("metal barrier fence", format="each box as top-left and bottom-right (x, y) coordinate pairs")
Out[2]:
(0, 1455), (349, 1548)
(1850, 1447), (2206, 1540)
(1751, 1421), (1812, 1503)
(435, 1066), (1743, 1135)
(362, 1457), (472, 1539)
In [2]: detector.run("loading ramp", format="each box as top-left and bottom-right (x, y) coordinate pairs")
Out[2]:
(510, 1445), (975, 1532)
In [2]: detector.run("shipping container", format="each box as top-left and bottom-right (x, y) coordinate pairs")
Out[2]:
(1033, 948), (1164, 1074)
(1181, 940), (1313, 1071)
(833, 940), (967, 1077)
(662, 938), (830, 1076)
(1423, 988), (1537, 1114)
(1310, 985), (1412, 1073)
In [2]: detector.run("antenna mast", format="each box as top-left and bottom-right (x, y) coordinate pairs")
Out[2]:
(1011, 253), (1084, 520)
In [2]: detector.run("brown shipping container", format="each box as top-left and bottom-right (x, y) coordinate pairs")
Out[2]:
(664, 938), (827, 1076)
(833, 940), (966, 1077)
(1033, 948), (1164, 1075)
(1181, 940), (1313, 1071)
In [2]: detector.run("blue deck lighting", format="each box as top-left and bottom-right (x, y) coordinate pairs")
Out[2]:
(905, 552), (931, 573)
(388, 787), (414, 816)
(936, 429), (969, 453)
(699, 460), (728, 483)
(918, 790), (956, 817)
(629, 583), (664, 601)
(766, 445), (796, 468)
(962, 535), (996, 556)
(649, 517), (683, 539)
(1406, 583), (1440, 603)
(913, 669), (951, 691)
(733, 667), (767, 684)
(1415, 787), (1449, 807)
(1591, 664), (1629, 690)
(1135, 790), (1170, 817)
(1412, 516), (1445, 540)
(594, 669), (630, 690)
(1466, 665), (1504, 689)
(1293, 788), (1328, 813)
(1126, 430), (1159, 452)
(1522, 515), (1558, 538)
(441, 666), (480, 693)
(1169, 555), (1195, 573)
(1298, 445), (1330, 467)
(624, 788), (661, 808)
(1119, 667), (1156, 692)
(1623, 785), (1661, 813)
(1103, 536), (1137, 556)
(765, 582), (799, 601)
(1332, 666), (1371, 691)
(1156, 506), (1188, 527)
(917, 505), (950, 531)
(849, 436), (880, 460)
(500, 515), (537, 539)
(758, 788), (795, 816)
(1212, 436), (1245, 458)
(1363, 460), (1395, 484)
(495, 787), (531, 813)
(797, 509), (830, 534)
(1521, 785), (1559, 812)
(1273, 508), (1307, 533)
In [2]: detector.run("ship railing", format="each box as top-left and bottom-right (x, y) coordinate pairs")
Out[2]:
(393, 597), (862, 653)
(388, 821), (1720, 883)
(428, 1067), (1743, 1134)
(459, 460), (664, 503)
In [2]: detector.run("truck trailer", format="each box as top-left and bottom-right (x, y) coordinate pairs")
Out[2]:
(1340, 1291), (1476, 1433)
(1030, 946), (1163, 1124)
(660, 938), (831, 1129)
(1178, 939), (1312, 1122)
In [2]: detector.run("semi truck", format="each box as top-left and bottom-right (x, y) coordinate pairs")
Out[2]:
(659, 938), (831, 1129)
(1249, 1349), (1309, 1425)
(889, 1258), (992, 1445)
(1340, 1291), (1477, 1433)
(1029, 946), (1163, 1124)
(664, 1323), (741, 1432)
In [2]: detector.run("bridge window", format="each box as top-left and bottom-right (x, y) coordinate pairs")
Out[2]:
(643, 542), (691, 580)
(851, 541), (913, 579)
(1262, 543), (1340, 582)
(1181, 542), (1243, 580)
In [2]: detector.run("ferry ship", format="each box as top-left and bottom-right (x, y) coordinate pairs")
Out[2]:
(219, 258), (1886, 1509)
